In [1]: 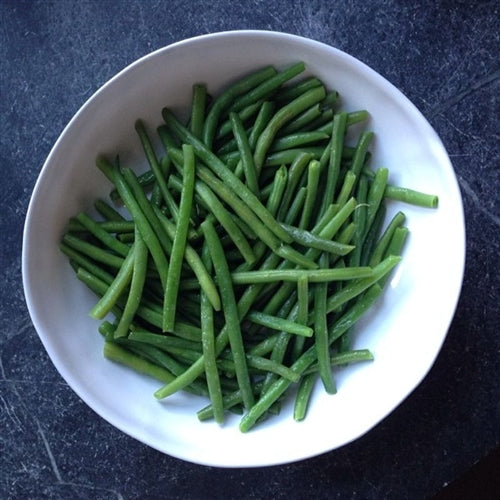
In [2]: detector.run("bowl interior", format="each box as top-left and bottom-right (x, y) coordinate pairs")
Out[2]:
(22, 30), (465, 467)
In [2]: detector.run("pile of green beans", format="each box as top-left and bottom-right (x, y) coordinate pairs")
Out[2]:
(60, 62), (438, 432)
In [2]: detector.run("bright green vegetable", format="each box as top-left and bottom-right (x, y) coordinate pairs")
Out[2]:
(61, 62), (438, 432)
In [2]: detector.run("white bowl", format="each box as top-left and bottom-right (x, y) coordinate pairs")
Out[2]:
(22, 30), (465, 467)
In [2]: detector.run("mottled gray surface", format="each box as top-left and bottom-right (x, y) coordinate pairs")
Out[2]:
(1, 0), (499, 498)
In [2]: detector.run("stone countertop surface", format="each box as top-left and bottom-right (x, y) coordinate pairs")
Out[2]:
(1, 1), (498, 498)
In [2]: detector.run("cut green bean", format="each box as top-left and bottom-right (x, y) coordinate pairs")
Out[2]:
(135, 119), (179, 221)
(299, 160), (321, 229)
(190, 83), (207, 139)
(94, 199), (126, 222)
(163, 144), (196, 332)
(369, 211), (406, 267)
(280, 224), (354, 256)
(314, 253), (336, 393)
(200, 243), (224, 423)
(201, 219), (254, 410)
(231, 266), (373, 284)
(74, 212), (130, 257)
(104, 341), (176, 384)
(318, 111), (347, 218)
(114, 227), (148, 338)
(229, 111), (260, 196)
(293, 372), (317, 421)
(89, 245), (135, 320)
(246, 311), (313, 337)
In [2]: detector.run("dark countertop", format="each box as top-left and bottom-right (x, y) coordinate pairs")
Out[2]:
(1, 1), (499, 498)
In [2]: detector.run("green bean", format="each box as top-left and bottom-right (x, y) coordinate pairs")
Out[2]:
(261, 147), (323, 166)
(231, 266), (372, 284)
(361, 167), (439, 208)
(162, 109), (292, 243)
(229, 111), (260, 196)
(301, 107), (334, 133)
(103, 341), (176, 384)
(283, 186), (307, 226)
(280, 224), (355, 256)
(347, 181), (368, 270)
(304, 349), (374, 375)
(200, 243), (224, 423)
(246, 311), (313, 337)
(247, 333), (281, 356)
(163, 144), (196, 332)
(299, 160), (321, 230)
(114, 227), (148, 338)
(276, 151), (311, 220)
(253, 86), (327, 173)
(378, 227), (409, 288)
(190, 83), (207, 139)
(135, 120), (179, 221)
(276, 244), (318, 270)
(350, 131), (374, 180)
(244, 355), (299, 382)
(108, 170), (157, 203)
(265, 165), (288, 217)
(217, 352), (298, 382)
(278, 104), (322, 135)
(360, 204), (386, 266)
(67, 219), (135, 235)
(317, 197), (357, 241)
(248, 101), (275, 150)
(335, 170), (357, 208)
(297, 275), (309, 325)
(202, 65), (277, 148)
(369, 211), (406, 267)
(314, 253), (336, 393)
(384, 185), (439, 208)
(318, 112), (347, 218)
(312, 203), (339, 234)
(89, 245), (135, 320)
(201, 219), (254, 410)
(123, 341), (208, 396)
(270, 131), (329, 153)
(293, 372), (317, 421)
(127, 331), (201, 353)
(321, 90), (339, 109)
(366, 168), (389, 231)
